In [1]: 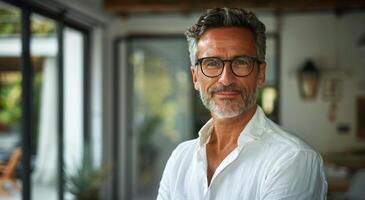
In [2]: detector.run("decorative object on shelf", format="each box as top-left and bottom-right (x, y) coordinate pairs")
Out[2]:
(323, 78), (343, 102)
(297, 60), (320, 100)
(322, 77), (343, 122)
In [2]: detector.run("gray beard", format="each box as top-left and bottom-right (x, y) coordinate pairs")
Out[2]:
(199, 85), (258, 119)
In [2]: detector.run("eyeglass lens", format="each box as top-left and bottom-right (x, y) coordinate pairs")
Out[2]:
(200, 57), (256, 77)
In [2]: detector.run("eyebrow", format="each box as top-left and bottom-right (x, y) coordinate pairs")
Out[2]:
(198, 55), (256, 59)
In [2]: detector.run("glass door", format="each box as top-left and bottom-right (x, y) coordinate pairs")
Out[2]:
(0, 1), (91, 199)
(117, 36), (194, 200)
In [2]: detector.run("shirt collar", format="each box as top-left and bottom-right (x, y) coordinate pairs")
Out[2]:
(197, 106), (267, 148)
(236, 106), (267, 147)
(198, 118), (214, 147)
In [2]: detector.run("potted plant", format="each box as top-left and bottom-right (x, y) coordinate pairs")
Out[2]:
(65, 149), (111, 200)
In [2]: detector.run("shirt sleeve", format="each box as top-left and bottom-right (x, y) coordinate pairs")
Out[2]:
(261, 150), (328, 200)
(156, 149), (177, 200)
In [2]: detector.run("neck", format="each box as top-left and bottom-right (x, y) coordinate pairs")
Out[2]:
(209, 105), (257, 151)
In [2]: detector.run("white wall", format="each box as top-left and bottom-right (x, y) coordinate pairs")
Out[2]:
(280, 12), (365, 154)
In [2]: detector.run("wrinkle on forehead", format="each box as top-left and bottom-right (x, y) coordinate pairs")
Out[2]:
(197, 27), (257, 59)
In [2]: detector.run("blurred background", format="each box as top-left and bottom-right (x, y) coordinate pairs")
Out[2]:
(0, 0), (364, 199)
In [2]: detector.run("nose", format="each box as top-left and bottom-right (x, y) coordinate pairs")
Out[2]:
(218, 62), (236, 86)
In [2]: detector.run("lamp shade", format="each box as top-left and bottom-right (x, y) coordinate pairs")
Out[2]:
(298, 60), (320, 100)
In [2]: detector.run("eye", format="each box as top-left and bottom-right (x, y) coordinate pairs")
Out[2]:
(233, 57), (250, 67)
(202, 58), (222, 68)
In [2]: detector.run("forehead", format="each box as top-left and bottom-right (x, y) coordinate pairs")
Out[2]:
(197, 27), (256, 58)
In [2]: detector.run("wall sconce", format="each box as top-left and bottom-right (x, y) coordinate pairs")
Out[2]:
(298, 60), (320, 100)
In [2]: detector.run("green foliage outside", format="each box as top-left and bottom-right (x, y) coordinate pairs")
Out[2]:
(0, 71), (42, 135)
(0, 74), (21, 130)
(0, 7), (55, 36)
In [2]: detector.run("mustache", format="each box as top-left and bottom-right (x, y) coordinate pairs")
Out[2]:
(208, 84), (244, 94)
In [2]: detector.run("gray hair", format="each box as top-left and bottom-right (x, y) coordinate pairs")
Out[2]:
(185, 8), (266, 66)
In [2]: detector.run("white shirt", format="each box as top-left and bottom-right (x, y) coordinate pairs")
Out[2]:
(157, 106), (327, 200)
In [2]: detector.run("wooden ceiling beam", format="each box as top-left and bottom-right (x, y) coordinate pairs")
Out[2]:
(104, 0), (365, 14)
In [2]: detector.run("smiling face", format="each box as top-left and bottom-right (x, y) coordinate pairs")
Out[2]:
(191, 27), (266, 119)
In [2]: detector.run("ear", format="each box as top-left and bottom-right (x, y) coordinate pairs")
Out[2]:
(257, 63), (266, 88)
(191, 66), (200, 91)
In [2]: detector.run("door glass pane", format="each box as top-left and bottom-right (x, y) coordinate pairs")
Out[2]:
(63, 27), (84, 200)
(0, 2), (22, 199)
(30, 13), (58, 200)
(129, 37), (193, 199)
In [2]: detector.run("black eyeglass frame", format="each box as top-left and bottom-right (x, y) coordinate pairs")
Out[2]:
(195, 56), (262, 78)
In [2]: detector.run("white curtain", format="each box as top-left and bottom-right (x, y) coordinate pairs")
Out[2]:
(33, 28), (83, 184)
(64, 27), (84, 176)
(32, 28), (84, 187)
(32, 57), (58, 185)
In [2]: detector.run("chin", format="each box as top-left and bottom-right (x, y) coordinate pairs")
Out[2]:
(213, 103), (256, 119)
(212, 105), (244, 119)
(214, 111), (242, 119)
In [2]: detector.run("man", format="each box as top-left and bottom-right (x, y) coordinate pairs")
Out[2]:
(157, 8), (327, 200)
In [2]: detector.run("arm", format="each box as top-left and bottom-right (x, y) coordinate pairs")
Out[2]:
(262, 150), (328, 200)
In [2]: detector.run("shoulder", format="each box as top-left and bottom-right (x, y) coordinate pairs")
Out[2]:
(166, 138), (198, 165)
(158, 139), (198, 199)
(252, 107), (318, 156)
(257, 118), (327, 175)
(261, 120), (327, 184)
(261, 124), (328, 198)
(172, 138), (197, 154)
(263, 119), (318, 155)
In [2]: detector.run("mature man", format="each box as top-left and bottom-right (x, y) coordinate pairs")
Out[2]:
(157, 8), (327, 200)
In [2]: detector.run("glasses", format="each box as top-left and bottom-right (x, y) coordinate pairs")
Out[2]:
(196, 56), (261, 78)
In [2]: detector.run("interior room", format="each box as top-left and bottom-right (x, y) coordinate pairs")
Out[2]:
(0, 0), (364, 199)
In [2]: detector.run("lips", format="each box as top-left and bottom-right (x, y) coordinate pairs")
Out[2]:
(209, 85), (243, 99)
(214, 91), (240, 99)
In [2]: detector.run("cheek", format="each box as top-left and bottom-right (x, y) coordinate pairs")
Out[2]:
(238, 79), (258, 93)
(197, 76), (215, 92)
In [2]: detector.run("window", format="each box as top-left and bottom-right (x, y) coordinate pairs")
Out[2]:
(0, 1), (96, 199)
